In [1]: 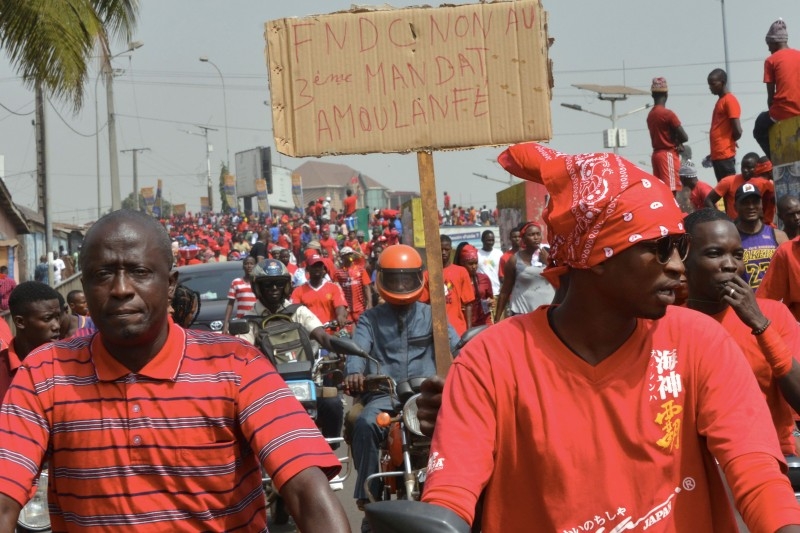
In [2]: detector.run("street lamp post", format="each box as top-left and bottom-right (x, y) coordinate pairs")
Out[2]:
(199, 56), (230, 167)
(200, 56), (236, 212)
(720, 0), (731, 86)
(101, 41), (143, 212)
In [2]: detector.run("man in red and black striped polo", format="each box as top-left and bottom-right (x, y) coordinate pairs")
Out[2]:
(0, 210), (349, 532)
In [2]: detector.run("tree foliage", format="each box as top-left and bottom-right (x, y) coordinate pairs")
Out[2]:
(0, 0), (139, 111)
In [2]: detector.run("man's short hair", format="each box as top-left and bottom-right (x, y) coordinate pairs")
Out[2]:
(8, 281), (60, 316)
(708, 68), (727, 84)
(684, 208), (732, 235)
(481, 230), (495, 240)
(80, 210), (173, 271)
(440, 234), (452, 245)
(66, 289), (83, 305)
(0, 266), (7, 275)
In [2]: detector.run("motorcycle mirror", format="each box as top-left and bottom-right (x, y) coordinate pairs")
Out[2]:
(228, 319), (250, 336)
(365, 500), (470, 533)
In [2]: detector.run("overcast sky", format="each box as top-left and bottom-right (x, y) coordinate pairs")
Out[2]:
(0, 0), (797, 224)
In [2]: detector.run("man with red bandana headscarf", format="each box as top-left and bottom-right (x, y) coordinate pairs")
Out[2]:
(418, 143), (800, 533)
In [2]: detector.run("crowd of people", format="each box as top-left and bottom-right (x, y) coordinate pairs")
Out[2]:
(1, 15), (800, 533)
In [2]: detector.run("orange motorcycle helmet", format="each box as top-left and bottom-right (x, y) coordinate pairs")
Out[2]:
(376, 244), (424, 306)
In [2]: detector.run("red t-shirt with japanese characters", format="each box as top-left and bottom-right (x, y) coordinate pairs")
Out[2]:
(423, 306), (796, 532)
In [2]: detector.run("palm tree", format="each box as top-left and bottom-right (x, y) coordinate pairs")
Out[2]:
(0, 0), (139, 111)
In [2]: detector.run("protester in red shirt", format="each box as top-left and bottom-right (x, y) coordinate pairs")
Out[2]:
(420, 234), (474, 335)
(646, 77), (689, 195)
(754, 19), (800, 158)
(419, 142), (800, 533)
(342, 189), (358, 218)
(455, 244), (493, 326)
(685, 208), (800, 456)
(318, 225), (339, 260)
(705, 152), (775, 223)
(0, 210), (349, 532)
(706, 68), (742, 181)
(498, 226), (522, 284)
(0, 281), (61, 405)
(0, 266), (16, 311)
(222, 256), (257, 335)
(332, 247), (372, 327)
(292, 252), (348, 326)
(678, 160), (713, 212)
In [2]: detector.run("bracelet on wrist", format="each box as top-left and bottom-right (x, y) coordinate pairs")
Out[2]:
(752, 319), (771, 336)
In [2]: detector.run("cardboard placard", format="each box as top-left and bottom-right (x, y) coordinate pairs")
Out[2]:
(266, 0), (551, 157)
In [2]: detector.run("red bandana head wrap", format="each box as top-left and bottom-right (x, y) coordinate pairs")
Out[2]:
(498, 143), (685, 272)
(459, 244), (479, 262)
(754, 160), (773, 177)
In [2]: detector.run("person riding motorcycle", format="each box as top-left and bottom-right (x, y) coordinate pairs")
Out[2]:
(239, 258), (344, 443)
(345, 244), (459, 526)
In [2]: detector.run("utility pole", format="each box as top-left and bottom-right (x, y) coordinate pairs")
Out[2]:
(34, 82), (54, 286)
(105, 62), (122, 211)
(182, 126), (218, 212)
(120, 148), (150, 210)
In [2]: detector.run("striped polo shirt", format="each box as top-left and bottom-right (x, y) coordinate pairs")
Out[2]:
(227, 277), (257, 318)
(0, 319), (340, 531)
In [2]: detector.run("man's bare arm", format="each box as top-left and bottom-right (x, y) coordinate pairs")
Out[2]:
(0, 494), (21, 533)
(281, 467), (350, 533)
(705, 190), (722, 210)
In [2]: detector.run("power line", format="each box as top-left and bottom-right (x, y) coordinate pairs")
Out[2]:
(0, 99), (35, 116)
(47, 99), (97, 137)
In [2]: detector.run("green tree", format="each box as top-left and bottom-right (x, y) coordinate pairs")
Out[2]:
(0, 0), (139, 110)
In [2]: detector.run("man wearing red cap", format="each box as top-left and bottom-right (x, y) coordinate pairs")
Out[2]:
(419, 143), (800, 532)
(733, 183), (787, 291)
(292, 250), (348, 327)
(705, 152), (775, 224)
(647, 77), (688, 196)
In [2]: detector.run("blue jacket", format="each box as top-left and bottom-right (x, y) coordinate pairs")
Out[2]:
(347, 301), (459, 383)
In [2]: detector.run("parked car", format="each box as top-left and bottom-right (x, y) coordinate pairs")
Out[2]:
(175, 261), (243, 332)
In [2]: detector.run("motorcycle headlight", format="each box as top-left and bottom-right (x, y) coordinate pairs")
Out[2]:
(17, 470), (51, 531)
(287, 380), (316, 403)
(402, 393), (425, 437)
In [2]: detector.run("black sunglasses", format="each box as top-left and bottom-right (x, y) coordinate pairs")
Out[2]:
(651, 234), (691, 264)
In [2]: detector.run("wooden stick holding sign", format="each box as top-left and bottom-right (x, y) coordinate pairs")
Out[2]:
(264, 0), (553, 376)
(417, 151), (453, 376)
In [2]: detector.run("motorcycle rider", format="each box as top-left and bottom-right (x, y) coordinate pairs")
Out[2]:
(345, 244), (459, 530)
(239, 258), (344, 444)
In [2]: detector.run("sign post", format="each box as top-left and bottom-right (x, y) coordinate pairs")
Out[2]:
(265, 0), (553, 375)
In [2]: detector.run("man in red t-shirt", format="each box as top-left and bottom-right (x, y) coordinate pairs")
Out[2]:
(292, 252), (348, 326)
(332, 247), (372, 327)
(706, 68), (742, 182)
(420, 234), (474, 335)
(498, 225), (522, 284)
(685, 209), (800, 456)
(705, 152), (775, 223)
(678, 160), (713, 212)
(646, 77), (689, 195)
(413, 143), (800, 533)
(318, 225), (339, 261)
(343, 188), (357, 232)
(754, 19), (800, 158)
